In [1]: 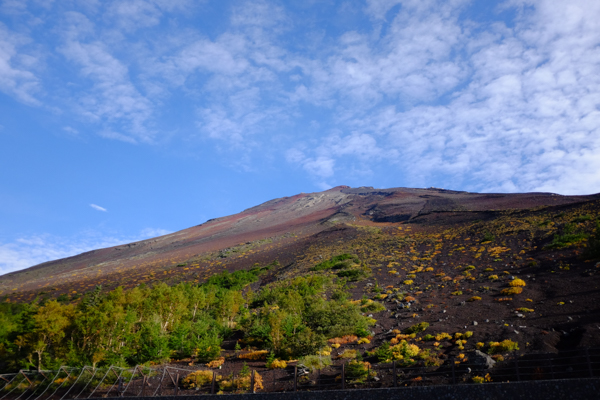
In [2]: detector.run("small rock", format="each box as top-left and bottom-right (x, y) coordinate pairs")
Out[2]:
(373, 376), (380, 382)
(442, 310), (447, 313)
(567, 316), (573, 321)
(485, 319), (490, 323)
(473, 321), (478, 326)
(368, 314), (373, 317)
(514, 330), (519, 334)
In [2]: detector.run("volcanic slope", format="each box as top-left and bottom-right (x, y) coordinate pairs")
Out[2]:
(1, 185), (600, 314)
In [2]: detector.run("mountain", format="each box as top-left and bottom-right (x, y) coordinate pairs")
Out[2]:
(2, 186), (599, 305)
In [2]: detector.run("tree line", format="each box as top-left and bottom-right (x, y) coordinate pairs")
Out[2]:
(0, 260), (373, 372)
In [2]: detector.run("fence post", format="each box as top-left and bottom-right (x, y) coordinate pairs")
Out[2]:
(393, 361), (397, 387)
(118, 376), (123, 397)
(251, 370), (255, 394)
(211, 371), (216, 394)
(451, 357), (456, 384)
(294, 366), (297, 392)
(515, 358), (520, 381)
(585, 348), (594, 378)
(341, 363), (345, 390)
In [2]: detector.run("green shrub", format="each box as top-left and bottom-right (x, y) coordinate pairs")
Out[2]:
(311, 254), (357, 271)
(345, 360), (371, 383)
(487, 339), (519, 354)
(583, 220), (600, 259)
(298, 354), (332, 371)
(545, 224), (588, 249)
(573, 215), (592, 223)
(336, 269), (363, 281)
(404, 322), (429, 334)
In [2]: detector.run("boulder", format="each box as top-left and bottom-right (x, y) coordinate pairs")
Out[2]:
(468, 350), (496, 369)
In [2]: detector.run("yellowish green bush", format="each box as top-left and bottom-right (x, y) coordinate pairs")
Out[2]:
(182, 370), (216, 389)
(357, 337), (370, 344)
(487, 339), (519, 354)
(338, 349), (358, 359)
(501, 287), (523, 295)
(488, 275), (498, 280)
(509, 279), (526, 287)
(403, 280), (414, 285)
(472, 373), (492, 383)
(516, 307), (534, 313)
(267, 359), (287, 369)
(299, 354), (332, 371)
(468, 296), (482, 302)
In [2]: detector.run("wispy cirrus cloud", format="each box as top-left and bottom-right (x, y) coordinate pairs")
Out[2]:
(0, 23), (41, 105)
(1, 0), (599, 195)
(90, 203), (107, 212)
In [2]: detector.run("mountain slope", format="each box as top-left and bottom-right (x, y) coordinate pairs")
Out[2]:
(1, 186), (599, 303)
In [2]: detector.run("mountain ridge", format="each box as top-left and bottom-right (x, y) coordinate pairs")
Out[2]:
(2, 186), (599, 302)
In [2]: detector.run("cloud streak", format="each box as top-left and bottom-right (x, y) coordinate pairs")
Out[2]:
(90, 204), (107, 212)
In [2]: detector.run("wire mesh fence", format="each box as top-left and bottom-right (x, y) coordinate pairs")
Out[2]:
(1, 347), (599, 399)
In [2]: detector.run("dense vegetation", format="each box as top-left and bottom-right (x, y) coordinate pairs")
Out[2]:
(0, 260), (373, 373)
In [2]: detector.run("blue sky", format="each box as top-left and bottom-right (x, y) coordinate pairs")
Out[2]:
(1, 0), (600, 274)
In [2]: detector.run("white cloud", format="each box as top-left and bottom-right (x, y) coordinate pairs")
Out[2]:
(289, 0), (600, 195)
(0, 23), (40, 105)
(0, 227), (173, 275)
(90, 203), (107, 212)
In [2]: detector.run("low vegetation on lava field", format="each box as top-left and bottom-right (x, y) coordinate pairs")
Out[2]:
(1, 199), (600, 391)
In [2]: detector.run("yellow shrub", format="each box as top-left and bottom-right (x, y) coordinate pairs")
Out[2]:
(441, 276), (452, 281)
(206, 357), (225, 368)
(488, 275), (498, 280)
(501, 287), (523, 295)
(182, 370), (215, 389)
(239, 350), (268, 360)
(425, 267), (434, 272)
(403, 280), (414, 285)
(268, 359), (287, 369)
(476, 342), (484, 349)
(358, 338), (370, 344)
(435, 332), (452, 341)
(318, 347), (332, 356)
(468, 296), (482, 302)
(509, 278), (526, 287)
(516, 307), (534, 313)
(331, 343), (341, 349)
